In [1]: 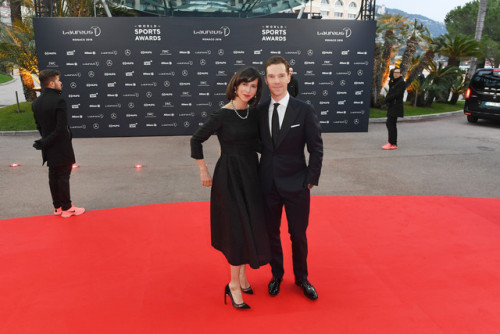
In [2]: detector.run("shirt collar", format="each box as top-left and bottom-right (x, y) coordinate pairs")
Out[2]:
(271, 93), (290, 109)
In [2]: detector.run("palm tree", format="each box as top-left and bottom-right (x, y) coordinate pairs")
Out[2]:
(423, 62), (460, 106)
(399, 19), (428, 77)
(0, 19), (38, 101)
(405, 34), (442, 89)
(449, 74), (469, 105)
(439, 33), (482, 67)
(371, 14), (408, 107)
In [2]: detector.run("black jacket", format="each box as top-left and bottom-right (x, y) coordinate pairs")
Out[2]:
(385, 76), (405, 118)
(258, 97), (323, 195)
(32, 88), (75, 167)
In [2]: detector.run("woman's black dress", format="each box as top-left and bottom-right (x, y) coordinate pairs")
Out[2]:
(190, 108), (271, 269)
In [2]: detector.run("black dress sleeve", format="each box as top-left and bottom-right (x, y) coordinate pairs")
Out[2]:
(190, 110), (223, 159)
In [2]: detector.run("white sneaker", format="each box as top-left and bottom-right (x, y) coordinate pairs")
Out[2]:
(61, 205), (85, 218)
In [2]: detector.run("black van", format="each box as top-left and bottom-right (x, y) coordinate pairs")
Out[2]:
(464, 68), (500, 123)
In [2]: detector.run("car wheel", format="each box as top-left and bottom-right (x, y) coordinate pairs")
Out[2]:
(467, 115), (478, 123)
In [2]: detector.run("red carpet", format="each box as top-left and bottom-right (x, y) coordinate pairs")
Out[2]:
(1, 196), (500, 334)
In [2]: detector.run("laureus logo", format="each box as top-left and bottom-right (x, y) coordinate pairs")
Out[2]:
(62, 26), (101, 37)
(193, 26), (231, 37)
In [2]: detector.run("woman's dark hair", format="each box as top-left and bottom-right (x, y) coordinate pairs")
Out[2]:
(226, 67), (263, 107)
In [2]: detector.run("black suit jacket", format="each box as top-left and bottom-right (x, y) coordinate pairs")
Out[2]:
(258, 97), (323, 195)
(32, 88), (75, 167)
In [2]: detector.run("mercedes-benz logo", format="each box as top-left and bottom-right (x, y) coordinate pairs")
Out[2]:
(128, 102), (135, 109)
(164, 81), (170, 87)
(93, 123), (99, 129)
(125, 49), (131, 56)
(200, 59), (206, 66)
(354, 119), (360, 125)
(111, 113), (117, 119)
(322, 90), (328, 96)
(146, 92), (152, 98)
(182, 70), (188, 76)
(218, 49), (224, 56)
(307, 49), (313, 56)
(183, 121), (190, 127)
(70, 82), (77, 89)
(88, 71), (95, 78)
(289, 59), (296, 66)
(201, 111), (208, 117)
(357, 69), (364, 76)
(340, 80), (346, 86)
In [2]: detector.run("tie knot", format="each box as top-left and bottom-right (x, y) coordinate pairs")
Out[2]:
(273, 103), (280, 110)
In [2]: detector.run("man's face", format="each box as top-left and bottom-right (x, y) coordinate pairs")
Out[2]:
(49, 75), (62, 91)
(393, 69), (401, 79)
(265, 63), (290, 100)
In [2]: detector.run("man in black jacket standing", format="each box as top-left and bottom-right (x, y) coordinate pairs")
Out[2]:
(382, 67), (405, 150)
(258, 56), (323, 300)
(32, 69), (85, 218)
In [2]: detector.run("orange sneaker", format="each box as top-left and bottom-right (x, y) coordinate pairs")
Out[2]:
(381, 143), (392, 150)
(390, 144), (398, 149)
(61, 205), (85, 218)
(54, 207), (62, 215)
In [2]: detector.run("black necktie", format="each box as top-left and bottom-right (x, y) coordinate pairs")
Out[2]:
(272, 103), (280, 148)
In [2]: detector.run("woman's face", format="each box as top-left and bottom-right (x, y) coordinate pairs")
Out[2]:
(235, 78), (259, 104)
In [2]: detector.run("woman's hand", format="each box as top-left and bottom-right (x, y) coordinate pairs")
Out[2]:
(196, 159), (212, 187)
(200, 168), (212, 187)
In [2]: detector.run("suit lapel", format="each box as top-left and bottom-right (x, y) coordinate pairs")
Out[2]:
(275, 98), (299, 149)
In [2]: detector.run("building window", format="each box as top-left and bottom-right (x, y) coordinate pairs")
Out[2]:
(321, 0), (330, 4)
(349, 1), (357, 8)
(335, 0), (344, 7)
(334, 11), (343, 17)
(321, 10), (330, 17)
(348, 13), (356, 19)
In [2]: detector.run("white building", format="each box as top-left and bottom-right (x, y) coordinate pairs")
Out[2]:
(295, 0), (363, 20)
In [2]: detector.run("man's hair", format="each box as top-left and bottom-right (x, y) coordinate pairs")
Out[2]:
(226, 67), (263, 107)
(39, 69), (61, 87)
(265, 56), (290, 76)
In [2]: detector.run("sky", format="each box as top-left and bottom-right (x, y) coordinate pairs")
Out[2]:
(376, 0), (472, 22)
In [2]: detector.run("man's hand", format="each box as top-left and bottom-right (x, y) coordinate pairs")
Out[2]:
(307, 184), (314, 190)
(33, 139), (43, 150)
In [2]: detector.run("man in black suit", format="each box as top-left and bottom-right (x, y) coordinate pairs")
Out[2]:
(258, 56), (323, 300)
(32, 69), (85, 218)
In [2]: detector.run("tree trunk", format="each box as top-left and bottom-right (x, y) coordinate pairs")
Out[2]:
(19, 68), (37, 102)
(468, 0), (488, 77)
(376, 30), (394, 106)
(9, 0), (22, 24)
(406, 50), (435, 87)
(399, 35), (419, 77)
(449, 92), (460, 105)
(371, 44), (382, 107)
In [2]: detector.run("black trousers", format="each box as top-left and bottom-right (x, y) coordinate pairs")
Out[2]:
(263, 182), (310, 283)
(48, 164), (72, 210)
(386, 115), (398, 145)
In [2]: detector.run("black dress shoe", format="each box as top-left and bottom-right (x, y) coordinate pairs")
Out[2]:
(268, 277), (282, 296)
(296, 280), (318, 300)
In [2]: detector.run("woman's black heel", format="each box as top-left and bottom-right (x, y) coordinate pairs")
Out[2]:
(241, 286), (254, 294)
(225, 284), (250, 309)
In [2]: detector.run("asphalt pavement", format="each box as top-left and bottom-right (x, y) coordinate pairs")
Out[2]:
(1, 77), (499, 220)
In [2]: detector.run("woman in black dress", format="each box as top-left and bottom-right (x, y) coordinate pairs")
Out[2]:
(190, 67), (271, 310)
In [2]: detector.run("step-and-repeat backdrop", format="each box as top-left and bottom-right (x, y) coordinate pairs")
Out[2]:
(34, 17), (375, 137)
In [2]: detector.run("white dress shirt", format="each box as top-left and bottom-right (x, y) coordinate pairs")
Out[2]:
(268, 93), (290, 136)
